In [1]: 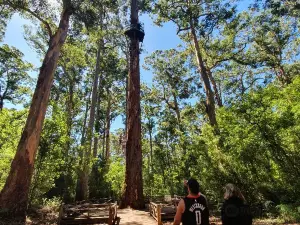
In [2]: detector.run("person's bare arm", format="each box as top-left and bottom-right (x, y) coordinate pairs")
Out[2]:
(174, 199), (185, 225)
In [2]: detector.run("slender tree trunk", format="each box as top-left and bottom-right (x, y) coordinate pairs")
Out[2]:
(102, 119), (106, 158)
(0, 8), (71, 218)
(120, 0), (144, 209)
(190, 18), (217, 127)
(105, 93), (111, 160)
(93, 131), (99, 158)
(0, 96), (3, 111)
(93, 72), (103, 158)
(279, 65), (290, 85)
(77, 40), (102, 201)
(172, 91), (181, 123)
(75, 90), (90, 201)
(148, 123), (153, 169)
(63, 72), (74, 202)
(207, 69), (223, 107)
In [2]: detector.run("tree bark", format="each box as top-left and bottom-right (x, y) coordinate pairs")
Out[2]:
(0, 96), (3, 111)
(105, 93), (111, 160)
(75, 89), (90, 201)
(190, 18), (217, 127)
(63, 70), (74, 202)
(207, 69), (223, 107)
(120, 0), (144, 209)
(93, 71), (103, 158)
(0, 8), (71, 218)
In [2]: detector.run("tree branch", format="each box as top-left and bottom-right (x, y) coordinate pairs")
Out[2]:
(2, 0), (53, 37)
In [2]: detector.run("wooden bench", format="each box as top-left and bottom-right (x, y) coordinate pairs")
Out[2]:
(59, 202), (118, 225)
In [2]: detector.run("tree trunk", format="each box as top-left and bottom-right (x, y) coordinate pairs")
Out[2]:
(63, 71), (74, 202)
(279, 65), (290, 85)
(75, 89), (90, 201)
(172, 91), (181, 123)
(148, 122), (153, 169)
(77, 39), (102, 201)
(102, 119), (106, 158)
(0, 8), (71, 218)
(123, 55), (129, 155)
(190, 18), (217, 127)
(207, 69), (223, 107)
(93, 71), (103, 158)
(0, 96), (3, 111)
(105, 93), (111, 160)
(120, 0), (144, 209)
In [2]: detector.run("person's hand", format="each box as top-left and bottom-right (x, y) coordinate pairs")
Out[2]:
(183, 179), (188, 187)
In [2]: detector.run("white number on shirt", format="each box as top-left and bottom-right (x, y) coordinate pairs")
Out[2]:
(195, 211), (201, 225)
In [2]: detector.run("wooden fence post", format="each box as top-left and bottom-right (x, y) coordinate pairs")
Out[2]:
(157, 204), (162, 225)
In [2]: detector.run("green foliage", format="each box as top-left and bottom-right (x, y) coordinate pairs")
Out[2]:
(104, 156), (125, 198)
(41, 197), (62, 211)
(0, 44), (33, 108)
(0, 5), (13, 42)
(30, 102), (76, 204)
(0, 109), (27, 189)
(277, 204), (300, 223)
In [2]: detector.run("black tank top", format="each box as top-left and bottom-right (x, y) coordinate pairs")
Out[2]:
(182, 195), (210, 225)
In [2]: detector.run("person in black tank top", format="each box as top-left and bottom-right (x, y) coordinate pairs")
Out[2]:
(174, 178), (210, 225)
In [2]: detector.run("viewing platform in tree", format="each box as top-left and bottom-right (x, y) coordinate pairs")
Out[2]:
(124, 23), (145, 42)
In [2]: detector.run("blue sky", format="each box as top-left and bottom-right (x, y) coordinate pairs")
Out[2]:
(2, 0), (252, 130)
(3, 12), (182, 130)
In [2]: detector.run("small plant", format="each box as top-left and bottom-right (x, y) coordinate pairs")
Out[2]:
(42, 197), (62, 211)
(276, 204), (300, 223)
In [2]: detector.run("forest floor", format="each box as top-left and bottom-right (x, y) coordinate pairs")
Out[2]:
(0, 207), (299, 225)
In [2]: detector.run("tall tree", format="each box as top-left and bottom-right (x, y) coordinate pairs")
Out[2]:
(0, 0), (102, 217)
(153, 0), (235, 127)
(120, 0), (145, 209)
(0, 1), (72, 217)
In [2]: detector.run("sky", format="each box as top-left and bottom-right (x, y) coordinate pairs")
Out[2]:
(2, 12), (182, 131)
(2, 0), (252, 131)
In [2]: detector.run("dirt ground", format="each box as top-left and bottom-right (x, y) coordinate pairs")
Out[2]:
(163, 217), (300, 225)
(1, 208), (299, 225)
(118, 208), (157, 225)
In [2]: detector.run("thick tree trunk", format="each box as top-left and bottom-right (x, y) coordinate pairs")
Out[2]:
(207, 69), (223, 107)
(77, 40), (102, 201)
(120, 0), (144, 209)
(190, 19), (217, 127)
(105, 94), (111, 160)
(123, 56), (129, 155)
(0, 8), (71, 218)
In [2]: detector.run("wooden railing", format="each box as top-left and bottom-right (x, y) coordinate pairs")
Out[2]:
(149, 202), (162, 225)
(59, 202), (118, 225)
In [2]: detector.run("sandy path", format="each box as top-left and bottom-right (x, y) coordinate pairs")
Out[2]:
(118, 208), (158, 225)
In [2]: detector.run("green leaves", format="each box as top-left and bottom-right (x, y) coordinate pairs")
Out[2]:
(0, 109), (27, 189)
(0, 44), (34, 108)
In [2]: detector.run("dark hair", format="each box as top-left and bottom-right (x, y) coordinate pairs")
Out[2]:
(224, 183), (246, 202)
(187, 178), (200, 195)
